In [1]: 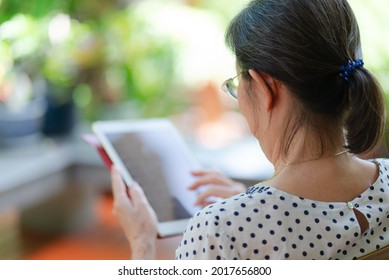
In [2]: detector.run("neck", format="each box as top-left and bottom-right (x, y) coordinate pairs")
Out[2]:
(268, 128), (346, 176)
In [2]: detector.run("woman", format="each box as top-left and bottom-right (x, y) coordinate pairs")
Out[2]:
(111, 0), (389, 259)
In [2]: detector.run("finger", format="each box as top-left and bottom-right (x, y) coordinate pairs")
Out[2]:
(191, 170), (222, 177)
(187, 177), (215, 190)
(127, 181), (148, 207)
(191, 170), (210, 176)
(111, 166), (129, 203)
(197, 200), (215, 208)
(188, 174), (228, 190)
(195, 186), (230, 205)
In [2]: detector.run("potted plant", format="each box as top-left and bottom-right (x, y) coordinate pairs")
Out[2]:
(0, 15), (48, 145)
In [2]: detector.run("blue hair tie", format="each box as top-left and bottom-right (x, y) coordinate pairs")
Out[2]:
(339, 59), (364, 81)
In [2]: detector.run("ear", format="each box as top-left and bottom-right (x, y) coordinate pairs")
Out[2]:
(248, 69), (279, 111)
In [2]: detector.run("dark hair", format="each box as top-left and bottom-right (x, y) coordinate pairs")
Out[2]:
(226, 0), (385, 155)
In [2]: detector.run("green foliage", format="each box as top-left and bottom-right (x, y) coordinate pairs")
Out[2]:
(1, 0), (388, 121)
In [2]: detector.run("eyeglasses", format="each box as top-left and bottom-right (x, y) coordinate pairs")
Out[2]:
(221, 73), (240, 99)
(222, 71), (248, 99)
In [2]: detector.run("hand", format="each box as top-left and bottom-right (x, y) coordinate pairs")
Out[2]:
(111, 166), (158, 259)
(188, 170), (247, 207)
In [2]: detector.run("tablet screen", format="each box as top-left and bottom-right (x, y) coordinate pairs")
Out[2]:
(105, 127), (200, 222)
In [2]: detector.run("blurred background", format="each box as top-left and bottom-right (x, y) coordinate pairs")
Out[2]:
(0, 0), (388, 259)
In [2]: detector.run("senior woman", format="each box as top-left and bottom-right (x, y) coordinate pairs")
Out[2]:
(111, 0), (389, 260)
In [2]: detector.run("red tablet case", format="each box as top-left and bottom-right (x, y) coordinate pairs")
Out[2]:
(82, 134), (113, 170)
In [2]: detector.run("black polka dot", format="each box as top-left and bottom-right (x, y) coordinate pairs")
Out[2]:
(176, 161), (389, 260)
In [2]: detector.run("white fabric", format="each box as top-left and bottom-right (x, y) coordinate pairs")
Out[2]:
(176, 158), (389, 259)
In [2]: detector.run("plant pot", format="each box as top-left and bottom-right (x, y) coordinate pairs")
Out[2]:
(42, 94), (77, 136)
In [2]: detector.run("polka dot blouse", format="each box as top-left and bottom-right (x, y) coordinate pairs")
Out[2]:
(176, 158), (389, 260)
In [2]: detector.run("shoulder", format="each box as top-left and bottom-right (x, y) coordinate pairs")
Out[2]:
(176, 187), (279, 260)
(195, 185), (282, 219)
(185, 186), (284, 235)
(373, 158), (389, 169)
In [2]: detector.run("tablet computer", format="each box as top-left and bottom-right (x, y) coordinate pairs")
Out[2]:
(92, 118), (202, 238)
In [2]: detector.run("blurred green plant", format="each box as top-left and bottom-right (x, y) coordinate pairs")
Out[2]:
(0, 0), (182, 120)
(1, 0), (388, 124)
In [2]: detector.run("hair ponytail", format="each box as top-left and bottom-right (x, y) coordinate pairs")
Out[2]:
(344, 68), (386, 155)
(226, 0), (386, 157)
